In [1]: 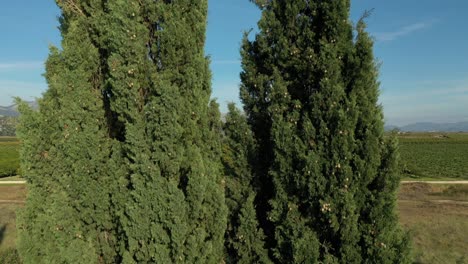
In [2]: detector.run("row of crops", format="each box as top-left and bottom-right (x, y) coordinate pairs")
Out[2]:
(398, 133), (468, 180)
(0, 137), (20, 177)
(1, 133), (467, 179)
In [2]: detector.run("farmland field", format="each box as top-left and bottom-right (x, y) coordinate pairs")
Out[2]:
(2, 133), (468, 180)
(1, 183), (466, 263)
(1, 133), (467, 263)
(0, 137), (20, 178)
(398, 133), (468, 180)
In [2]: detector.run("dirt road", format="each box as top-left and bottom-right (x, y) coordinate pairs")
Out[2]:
(0, 199), (24, 203)
(1, 180), (467, 185)
(401, 180), (468, 184)
(0, 181), (26, 185)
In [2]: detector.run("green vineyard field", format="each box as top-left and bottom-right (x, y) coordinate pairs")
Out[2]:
(0, 137), (20, 178)
(398, 133), (468, 180)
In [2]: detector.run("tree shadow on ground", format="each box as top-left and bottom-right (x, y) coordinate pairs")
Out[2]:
(0, 224), (6, 247)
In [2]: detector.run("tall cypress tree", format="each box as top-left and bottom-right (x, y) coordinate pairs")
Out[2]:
(240, 1), (411, 263)
(351, 20), (411, 263)
(101, 1), (227, 263)
(222, 103), (271, 264)
(17, 0), (226, 263)
(16, 2), (119, 263)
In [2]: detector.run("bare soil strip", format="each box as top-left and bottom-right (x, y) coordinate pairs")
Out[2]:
(0, 181), (26, 185)
(401, 180), (468, 184)
(0, 200), (24, 203)
(3, 180), (467, 185)
(431, 199), (468, 205)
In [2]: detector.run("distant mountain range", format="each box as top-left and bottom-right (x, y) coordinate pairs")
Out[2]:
(0, 105), (20, 117)
(1, 103), (468, 132)
(385, 121), (468, 132)
(0, 101), (38, 117)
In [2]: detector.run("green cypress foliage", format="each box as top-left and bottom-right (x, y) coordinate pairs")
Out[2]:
(105, 1), (226, 262)
(240, 1), (411, 263)
(16, 2), (119, 263)
(222, 103), (271, 264)
(17, 0), (226, 263)
(349, 20), (412, 264)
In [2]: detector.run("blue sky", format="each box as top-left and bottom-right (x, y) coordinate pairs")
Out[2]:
(1, 1), (467, 126)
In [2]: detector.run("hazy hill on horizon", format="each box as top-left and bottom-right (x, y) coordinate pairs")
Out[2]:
(385, 121), (468, 132)
(0, 101), (38, 117)
(1, 102), (467, 132)
(0, 105), (19, 117)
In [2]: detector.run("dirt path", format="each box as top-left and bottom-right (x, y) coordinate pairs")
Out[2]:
(0, 181), (26, 185)
(0, 199), (24, 203)
(401, 180), (468, 184)
(2, 180), (467, 185)
(431, 199), (468, 205)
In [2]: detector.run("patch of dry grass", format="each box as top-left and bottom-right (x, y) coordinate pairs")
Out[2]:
(398, 183), (468, 263)
(0, 183), (467, 263)
(0, 185), (26, 255)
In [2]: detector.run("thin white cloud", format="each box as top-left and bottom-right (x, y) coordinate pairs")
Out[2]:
(375, 21), (434, 42)
(0, 61), (44, 70)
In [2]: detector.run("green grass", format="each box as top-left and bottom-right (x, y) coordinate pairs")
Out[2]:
(0, 137), (20, 178)
(398, 133), (468, 180)
(0, 248), (21, 264)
